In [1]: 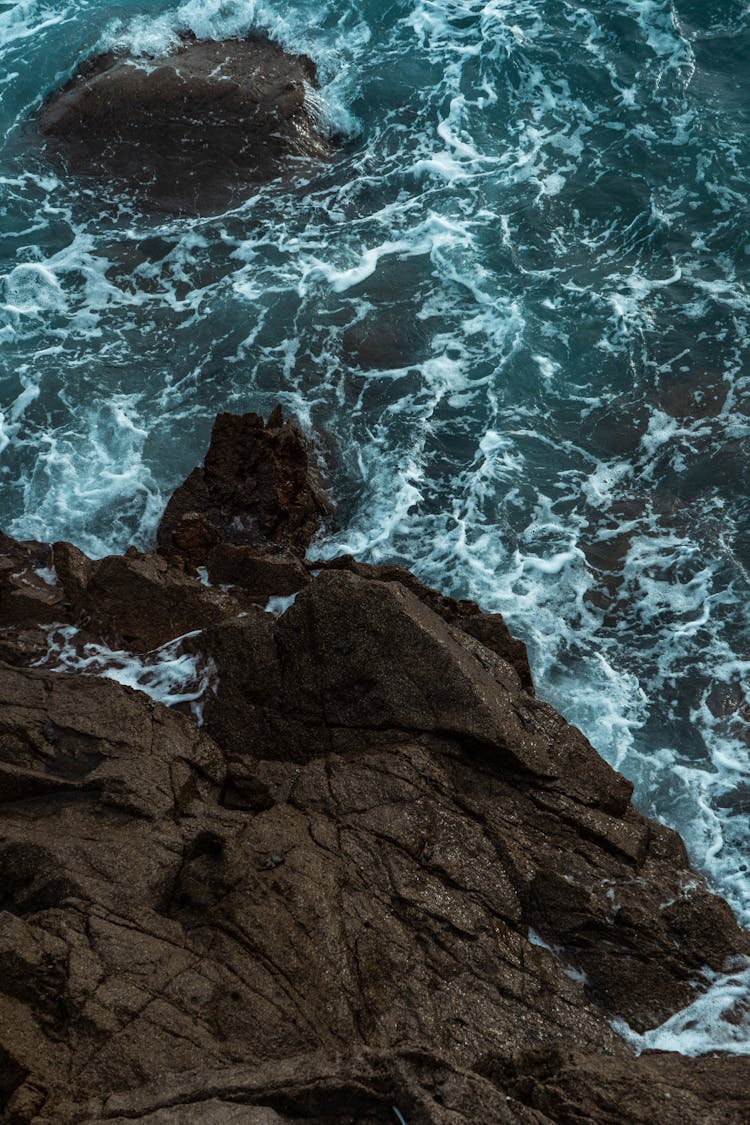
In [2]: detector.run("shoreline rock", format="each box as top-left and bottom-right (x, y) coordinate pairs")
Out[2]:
(0, 408), (748, 1123)
(157, 407), (331, 569)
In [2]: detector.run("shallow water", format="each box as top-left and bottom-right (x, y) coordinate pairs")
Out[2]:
(2, 0), (750, 1049)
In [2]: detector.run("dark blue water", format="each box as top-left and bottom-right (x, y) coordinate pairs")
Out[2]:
(1, 0), (750, 1047)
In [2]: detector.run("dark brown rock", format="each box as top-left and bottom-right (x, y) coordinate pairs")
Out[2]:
(68, 549), (247, 652)
(315, 553), (534, 692)
(0, 533), (64, 629)
(207, 543), (310, 597)
(481, 1046), (750, 1124)
(0, 657), (747, 1124)
(40, 36), (333, 213)
(2, 409), (749, 1124)
(82, 1051), (527, 1124)
(195, 568), (748, 1035)
(158, 408), (330, 568)
(1, 533), (259, 662)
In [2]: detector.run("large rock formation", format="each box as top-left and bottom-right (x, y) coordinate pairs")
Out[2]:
(39, 36), (334, 213)
(0, 408), (748, 1123)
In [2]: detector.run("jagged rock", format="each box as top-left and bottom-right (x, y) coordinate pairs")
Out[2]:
(0, 535), (251, 657)
(0, 534), (71, 666)
(314, 554), (534, 692)
(0, 533), (63, 629)
(194, 568), (749, 1036)
(39, 36), (333, 213)
(2, 407), (749, 1123)
(158, 408), (330, 568)
(0, 664), (224, 1120)
(206, 544), (310, 597)
(66, 548), (248, 652)
(81, 1051), (530, 1124)
(0, 656), (747, 1123)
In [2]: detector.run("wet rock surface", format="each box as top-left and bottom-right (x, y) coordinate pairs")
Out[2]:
(39, 36), (334, 213)
(158, 407), (331, 568)
(0, 408), (749, 1123)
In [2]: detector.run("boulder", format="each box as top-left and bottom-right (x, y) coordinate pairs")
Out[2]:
(481, 1046), (750, 1124)
(158, 408), (330, 568)
(65, 547), (248, 652)
(0, 533), (64, 630)
(195, 568), (749, 1037)
(314, 553), (534, 692)
(0, 534), (252, 658)
(40, 35), (333, 213)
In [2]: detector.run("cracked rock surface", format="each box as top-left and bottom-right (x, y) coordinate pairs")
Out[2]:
(0, 409), (748, 1123)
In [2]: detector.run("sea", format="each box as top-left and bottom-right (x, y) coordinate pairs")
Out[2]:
(1, 0), (750, 1053)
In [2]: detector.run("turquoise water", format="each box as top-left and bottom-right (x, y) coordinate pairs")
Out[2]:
(2, 0), (750, 982)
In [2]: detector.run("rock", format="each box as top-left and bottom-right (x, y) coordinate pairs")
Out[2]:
(206, 544), (310, 597)
(81, 1051), (527, 1124)
(1, 533), (251, 658)
(158, 408), (330, 568)
(0, 664), (224, 1121)
(39, 35), (333, 213)
(67, 549), (248, 652)
(481, 1046), (750, 1124)
(314, 553), (534, 692)
(2, 407), (749, 1123)
(0, 533), (64, 629)
(0, 534), (71, 667)
(195, 567), (749, 1035)
(0, 657), (747, 1123)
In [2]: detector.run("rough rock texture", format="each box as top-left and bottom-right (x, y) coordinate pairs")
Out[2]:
(0, 533), (62, 631)
(1, 407), (749, 1123)
(313, 554), (534, 693)
(158, 407), (330, 568)
(39, 36), (333, 213)
(194, 569), (748, 1033)
(58, 546), (249, 652)
(206, 544), (310, 598)
(481, 1047), (750, 1124)
(0, 536), (249, 658)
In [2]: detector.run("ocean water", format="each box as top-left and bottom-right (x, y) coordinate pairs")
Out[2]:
(2, 0), (750, 1050)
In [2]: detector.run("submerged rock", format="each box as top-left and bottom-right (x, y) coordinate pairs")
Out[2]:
(0, 406), (749, 1122)
(39, 36), (334, 213)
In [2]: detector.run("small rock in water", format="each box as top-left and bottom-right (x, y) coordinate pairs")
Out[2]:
(157, 407), (331, 568)
(39, 35), (334, 213)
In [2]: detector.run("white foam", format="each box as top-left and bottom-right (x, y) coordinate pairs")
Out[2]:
(37, 625), (217, 723)
(103, 0), (364, 141)
(7, 397), (164, 558)
(265, 593), (299, 616)
(615, 962), (750, 1056)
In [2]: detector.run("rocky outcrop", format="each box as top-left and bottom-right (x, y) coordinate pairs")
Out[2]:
(39, 36), (334, 213)
(157, 407), (330, 568)
(0, 408), (748, 1123)
(0, 536), (250, 658)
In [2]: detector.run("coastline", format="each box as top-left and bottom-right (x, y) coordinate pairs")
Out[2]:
(0, 407), (748, 1121)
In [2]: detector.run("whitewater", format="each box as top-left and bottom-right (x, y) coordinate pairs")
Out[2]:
(1, 0), (750, 1053)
